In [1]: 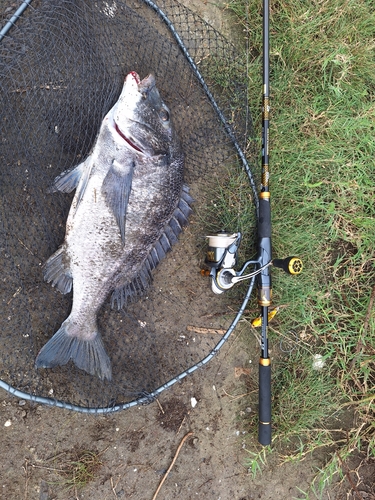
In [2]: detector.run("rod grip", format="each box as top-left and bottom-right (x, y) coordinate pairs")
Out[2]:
(258, 197), (271, 238)
(258, 359), (271, 446)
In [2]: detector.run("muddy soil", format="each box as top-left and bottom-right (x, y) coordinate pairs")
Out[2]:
(0, 1), (369, 499)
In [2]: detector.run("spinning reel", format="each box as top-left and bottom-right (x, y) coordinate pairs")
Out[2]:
(205, 231), (303, 295)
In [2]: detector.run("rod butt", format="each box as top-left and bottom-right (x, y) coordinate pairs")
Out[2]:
(258, 358), (271, 445)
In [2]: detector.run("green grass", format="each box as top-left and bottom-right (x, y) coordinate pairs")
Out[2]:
(46, 448), (103, 492)
(216, 0), (375, 496)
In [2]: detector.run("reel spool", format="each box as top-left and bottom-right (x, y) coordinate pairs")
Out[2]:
(205, 232), (241, 294)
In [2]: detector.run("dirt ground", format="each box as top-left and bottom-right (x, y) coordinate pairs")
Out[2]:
(1, 331), (329, 500)
(0, 1), (369, 499)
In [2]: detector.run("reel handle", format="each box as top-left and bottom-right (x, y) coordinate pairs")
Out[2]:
(273, 256), (303, 275)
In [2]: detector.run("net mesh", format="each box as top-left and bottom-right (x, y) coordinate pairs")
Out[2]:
(0, 0), (256, 409)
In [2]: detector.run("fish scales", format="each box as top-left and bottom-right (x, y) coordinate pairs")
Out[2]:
(35, 72), (193, 381)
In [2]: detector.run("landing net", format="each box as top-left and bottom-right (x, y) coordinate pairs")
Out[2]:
(0, 0), (257, 411)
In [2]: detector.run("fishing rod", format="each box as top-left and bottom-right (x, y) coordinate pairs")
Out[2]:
(205, 0), (302, 446)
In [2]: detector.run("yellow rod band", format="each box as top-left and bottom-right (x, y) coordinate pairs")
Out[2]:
(259, 191), (270, 199)
(259, 358), (271, 366)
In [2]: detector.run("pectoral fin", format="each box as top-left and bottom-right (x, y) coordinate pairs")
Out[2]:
(102, 159), (134, 244)
(50, 161), (87, 193)
(51, 158), (94, 214)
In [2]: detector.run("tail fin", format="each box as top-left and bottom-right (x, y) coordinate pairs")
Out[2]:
(35, 320), (112, 381)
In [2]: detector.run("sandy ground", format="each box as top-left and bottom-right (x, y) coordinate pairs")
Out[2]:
(0, 1), (371, 499)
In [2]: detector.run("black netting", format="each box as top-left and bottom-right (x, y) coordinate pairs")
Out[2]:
(0, 0), (257, 409)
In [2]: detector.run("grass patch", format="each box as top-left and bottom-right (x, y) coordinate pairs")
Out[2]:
(44, 447), (104, 493)
(217, 0), (375, 496)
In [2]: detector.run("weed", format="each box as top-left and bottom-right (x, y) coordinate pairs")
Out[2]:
(245, 446), (270, 479)
(47, 447), (104, 492)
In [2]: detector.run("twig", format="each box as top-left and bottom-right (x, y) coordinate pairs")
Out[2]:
(176, 415), (187, 436)
(336, 451), (363, 500)
(17, 238), (36, 257)
(23, 459), (29, 500)
(156, 398), (164, 414)
(187, 325), (226, 335)
(30, 463), (66, 472)
(363, 282), (375, 334)
(110, 476), (121, 498)
(7, 286), (22, 305)
(152, 432), (193, 500)
(222, 388), (250, 401)
(197, 477), (213, 489)
(341, 394), (375, 407)
(44, 451), (66, 462)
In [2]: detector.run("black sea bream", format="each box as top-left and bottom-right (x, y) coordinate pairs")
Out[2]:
(35, 72), (192, 381)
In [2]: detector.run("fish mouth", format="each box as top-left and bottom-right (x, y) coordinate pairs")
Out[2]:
(129, 71), (141, 85)
(113, 72), (155, 154)
(128, 71), (154, 89)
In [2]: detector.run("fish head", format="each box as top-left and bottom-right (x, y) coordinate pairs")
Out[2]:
(113, 72), (174, 157)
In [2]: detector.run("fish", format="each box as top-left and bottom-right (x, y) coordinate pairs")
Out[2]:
(35, 71), (193, 381)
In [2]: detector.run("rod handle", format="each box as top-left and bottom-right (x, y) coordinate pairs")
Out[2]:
(258, 196), (271, 238)
(258, 358), (271, 446)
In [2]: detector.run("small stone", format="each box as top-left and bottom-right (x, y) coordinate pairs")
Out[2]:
(312, 354), (325, 370)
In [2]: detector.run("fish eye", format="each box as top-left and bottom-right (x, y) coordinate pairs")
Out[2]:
(160, 109), (170, 122)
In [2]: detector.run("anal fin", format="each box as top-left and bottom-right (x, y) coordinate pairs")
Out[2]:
(50, 161), (86, 193)
(111, 268), (152, 310)
(43, 246), (72, 294)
